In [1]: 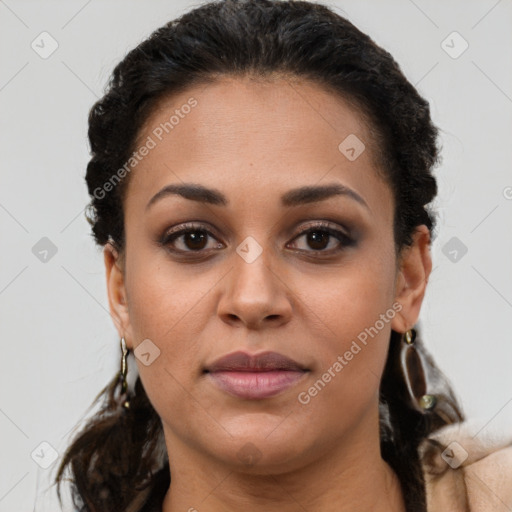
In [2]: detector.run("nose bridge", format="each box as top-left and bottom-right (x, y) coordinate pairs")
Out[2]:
(232, 233), (278, 302)
(218, 232), (292, 328)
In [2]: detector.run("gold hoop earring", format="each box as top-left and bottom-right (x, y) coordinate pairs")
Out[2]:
(400, 328), (437, 412)
(118, 337), (130, 410)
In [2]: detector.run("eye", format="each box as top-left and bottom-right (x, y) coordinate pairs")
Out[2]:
(159, 220), (355, 257)
(160, 223), (224, 254)
(287, 221), (355, 254)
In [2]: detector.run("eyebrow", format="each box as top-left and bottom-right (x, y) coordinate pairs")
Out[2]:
(145, 182), (370, 211)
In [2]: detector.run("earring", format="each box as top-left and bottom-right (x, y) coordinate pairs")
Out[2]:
(118, 337), (131, 411)
(400, 328), (437, 412)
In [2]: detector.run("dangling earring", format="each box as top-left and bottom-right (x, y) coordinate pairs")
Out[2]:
(400, 328), (437, 412)
(118, 337), (131, 411)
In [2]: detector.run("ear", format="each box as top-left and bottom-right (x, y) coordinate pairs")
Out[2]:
(391, 225), (432, 333)
(104, 242), (134, 350)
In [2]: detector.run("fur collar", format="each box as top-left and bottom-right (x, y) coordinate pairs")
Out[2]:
(420, 421), (512, 511)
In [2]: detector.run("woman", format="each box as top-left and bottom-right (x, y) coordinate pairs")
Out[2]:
(55, 0), (512, 510)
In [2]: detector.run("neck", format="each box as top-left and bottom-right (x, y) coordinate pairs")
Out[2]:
(161, 406), (406, 512)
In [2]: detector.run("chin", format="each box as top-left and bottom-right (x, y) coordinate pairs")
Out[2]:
(203, 431), (314, 475)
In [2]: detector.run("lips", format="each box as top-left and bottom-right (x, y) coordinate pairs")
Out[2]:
(204, 351), (308, 400)
(204, 350), (307, 373)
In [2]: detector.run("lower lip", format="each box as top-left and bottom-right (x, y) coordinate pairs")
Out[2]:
(206, 370), (308, 400)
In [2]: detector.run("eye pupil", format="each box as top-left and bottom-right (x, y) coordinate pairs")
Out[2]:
(307, 231), (330, 250)
(184, 231), (207, 250)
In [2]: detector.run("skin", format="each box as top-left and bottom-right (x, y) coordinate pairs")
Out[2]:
(104, 75), (432, 512)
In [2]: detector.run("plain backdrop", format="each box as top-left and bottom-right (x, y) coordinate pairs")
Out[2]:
(1, 0), (511, 510)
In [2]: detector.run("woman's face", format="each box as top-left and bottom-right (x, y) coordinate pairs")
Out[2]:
(105, 75), (430, 475)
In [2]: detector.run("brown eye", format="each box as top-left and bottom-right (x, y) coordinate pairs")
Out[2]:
(161, 224), (223, 254)
(288, 223), (355, 254)
(159, 220), (355, 258)
(304, 230), (332, 251)
(179, 230), (209, 251)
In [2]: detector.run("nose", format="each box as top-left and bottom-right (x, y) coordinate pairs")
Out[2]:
(216, 243), (293, 330)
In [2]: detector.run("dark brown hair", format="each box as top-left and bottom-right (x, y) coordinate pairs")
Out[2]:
(55, 1), (464, 510)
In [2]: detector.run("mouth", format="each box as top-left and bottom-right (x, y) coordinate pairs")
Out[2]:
(203, 350), (309, 400)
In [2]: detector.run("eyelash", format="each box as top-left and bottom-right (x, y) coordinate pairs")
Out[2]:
(159, 221), (355, 258)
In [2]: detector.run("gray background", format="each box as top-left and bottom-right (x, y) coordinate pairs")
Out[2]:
(1, 0), (511, 510)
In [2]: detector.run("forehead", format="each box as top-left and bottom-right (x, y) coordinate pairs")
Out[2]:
(125, 75), (390, 217)
(136, 74), (374, 160)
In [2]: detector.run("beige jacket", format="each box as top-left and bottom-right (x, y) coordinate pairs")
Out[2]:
(421, 422), (512, 511)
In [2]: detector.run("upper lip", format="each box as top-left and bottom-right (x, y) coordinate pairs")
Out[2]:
(204, 350), (307, 373)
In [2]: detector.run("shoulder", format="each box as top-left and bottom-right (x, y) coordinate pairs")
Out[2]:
(420, 421), (512, 512)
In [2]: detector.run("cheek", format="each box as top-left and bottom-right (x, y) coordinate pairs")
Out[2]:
(296, 254), (396, 411)
(125, 246), (216, 343)
(124, 256), (215, 409)
(294, 315), (392, 438)
(307, 252), (396, 346)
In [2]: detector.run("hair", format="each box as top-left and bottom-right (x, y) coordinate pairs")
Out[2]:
(55, 1), (465, 511)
